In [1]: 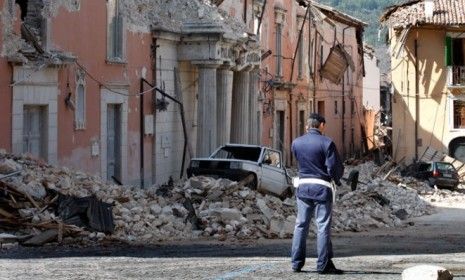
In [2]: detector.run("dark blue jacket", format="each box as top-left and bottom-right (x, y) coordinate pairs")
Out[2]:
(291, 128), (344, 201)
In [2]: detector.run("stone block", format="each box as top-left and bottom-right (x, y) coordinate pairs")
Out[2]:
(402, 265), (453, 280)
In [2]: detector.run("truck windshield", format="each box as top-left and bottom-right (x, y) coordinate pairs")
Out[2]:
(212, 146), (262, 161)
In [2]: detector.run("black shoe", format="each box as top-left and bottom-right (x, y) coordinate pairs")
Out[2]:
(292, 267), (302, 273)
(318, 266), (343, 274)
(318, 261), (343, 275)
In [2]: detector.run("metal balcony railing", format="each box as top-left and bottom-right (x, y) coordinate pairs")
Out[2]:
(451, 66), (465, 86)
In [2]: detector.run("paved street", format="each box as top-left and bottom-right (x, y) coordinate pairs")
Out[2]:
(2, 205), (465, 279)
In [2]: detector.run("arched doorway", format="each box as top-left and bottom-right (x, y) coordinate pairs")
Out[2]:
(449, 137), (465, 162)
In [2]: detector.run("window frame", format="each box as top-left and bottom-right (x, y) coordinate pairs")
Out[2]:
(75, 69), (86, 130)
(275, 23), (283, 78)
(107, 0), (126, 62)
(450, 95), (465, 130)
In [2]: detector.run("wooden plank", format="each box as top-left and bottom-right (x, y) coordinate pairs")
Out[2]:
(0, 181), (40, 208)
(0, 207), (14, 218)
(39, 194), (58, 213)
(22, 190), (41, 209)
(23, 229), (58, 246)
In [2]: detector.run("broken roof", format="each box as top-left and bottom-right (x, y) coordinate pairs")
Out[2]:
(380, 0), (465, 28)
(311, 1), (367, 28)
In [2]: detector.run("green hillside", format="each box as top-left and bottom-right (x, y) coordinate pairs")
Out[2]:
(318, 0), (402, 74)
(318, 0), (399, 46)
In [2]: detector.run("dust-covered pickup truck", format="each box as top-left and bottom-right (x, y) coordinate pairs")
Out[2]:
(186, 144), (293, 198)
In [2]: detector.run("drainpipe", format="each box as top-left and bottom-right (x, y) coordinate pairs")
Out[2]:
(288, 6), (310, 166)
(312, 20), (317, 113)
(151, 37), (158, 185)
(139, 78), (145, 188)
(415, 38), (419, 160)
(244, 0), (247, 23)
(342, 26), (352, 159)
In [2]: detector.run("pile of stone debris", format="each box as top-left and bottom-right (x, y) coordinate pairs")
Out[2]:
(0, 152), (440, 248)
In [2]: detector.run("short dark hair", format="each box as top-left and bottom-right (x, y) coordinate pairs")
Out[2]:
(308, 113), (325, 128)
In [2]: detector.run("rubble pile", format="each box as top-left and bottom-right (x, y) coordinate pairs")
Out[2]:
(333, 161), (435, 232)
(120, 0), (248, 39)
(0, 153), (443, 248)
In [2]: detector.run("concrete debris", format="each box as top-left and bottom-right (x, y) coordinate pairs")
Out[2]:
(0, 4), (26, 59)
(1, 153), (461, 247)
(0, 159), (22, 174)
(118, 0), (247, 38)
(42, 0), (82, 17)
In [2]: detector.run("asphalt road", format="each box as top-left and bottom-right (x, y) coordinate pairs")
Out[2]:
(1, 206), (465, 279)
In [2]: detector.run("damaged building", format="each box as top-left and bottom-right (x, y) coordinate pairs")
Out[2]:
(381, 0), (465, 169)
(0, 0), (154, 186)
(0, 0), (263, 187)
(256, 0), (367, 163)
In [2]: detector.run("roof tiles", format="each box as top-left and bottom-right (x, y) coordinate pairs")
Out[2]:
(381, 0), (465, 28)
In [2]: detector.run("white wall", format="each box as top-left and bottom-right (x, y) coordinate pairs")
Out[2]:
(154, 37), (198, 185)
(363, 52), (381, 110)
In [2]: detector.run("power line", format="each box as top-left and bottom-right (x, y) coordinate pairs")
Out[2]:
(75, 61), (156, 97)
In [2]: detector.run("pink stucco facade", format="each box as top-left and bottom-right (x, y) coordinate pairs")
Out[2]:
(0, 0), (153, 185)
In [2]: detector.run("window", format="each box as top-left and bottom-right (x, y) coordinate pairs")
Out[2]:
(334, 100), (338, 115)
(446, 36), (465, 85)
(75, 85), (85, 129)
(254, 15), (260, 35)
(75, 70), (86, 129)
(317, 101), (325, 117)
(16, 0), (50, 50)
(453, 99), (465, 129)
(309, 38), (314, 74)
(253, 4), (263, 36)
(23, 105), (47, 160)
(107, 0), (124, 61)
(351, 99), (355, 115)
(346, 68), (352, 85)
(298, 110), (305, 135)
(276, 110), (285, 151)
(275, 23), (282, 77)
(263, 149), (281, 168)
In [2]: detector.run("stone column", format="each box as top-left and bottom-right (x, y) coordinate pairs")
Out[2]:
(248, 68), (260, 144)
(231, 70), (250, 144)
(194, 62), (219, 157)
(217, 67), (234, 146)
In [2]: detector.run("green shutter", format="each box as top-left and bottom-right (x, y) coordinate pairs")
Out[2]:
(445, 36), (452, 66)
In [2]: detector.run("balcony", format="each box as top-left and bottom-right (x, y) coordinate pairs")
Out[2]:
(448, 66), (465, 88)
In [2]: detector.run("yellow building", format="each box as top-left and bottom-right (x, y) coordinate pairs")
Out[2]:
(381, 0), (465, 164)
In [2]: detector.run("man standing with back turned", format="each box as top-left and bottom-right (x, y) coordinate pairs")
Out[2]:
(290, 113), (344, 274)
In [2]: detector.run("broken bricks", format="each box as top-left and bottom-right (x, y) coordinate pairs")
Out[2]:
(0, 152), (449, 246)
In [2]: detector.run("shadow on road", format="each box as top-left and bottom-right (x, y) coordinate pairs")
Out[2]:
(2, 231), (465, 260)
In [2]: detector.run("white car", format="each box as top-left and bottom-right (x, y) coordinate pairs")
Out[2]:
(187, 144), (293, 198)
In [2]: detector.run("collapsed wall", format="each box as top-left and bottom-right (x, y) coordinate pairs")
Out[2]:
(120, 0), (248, 38)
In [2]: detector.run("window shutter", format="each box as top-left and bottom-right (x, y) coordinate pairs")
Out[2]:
(445, 36), (452, 66)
